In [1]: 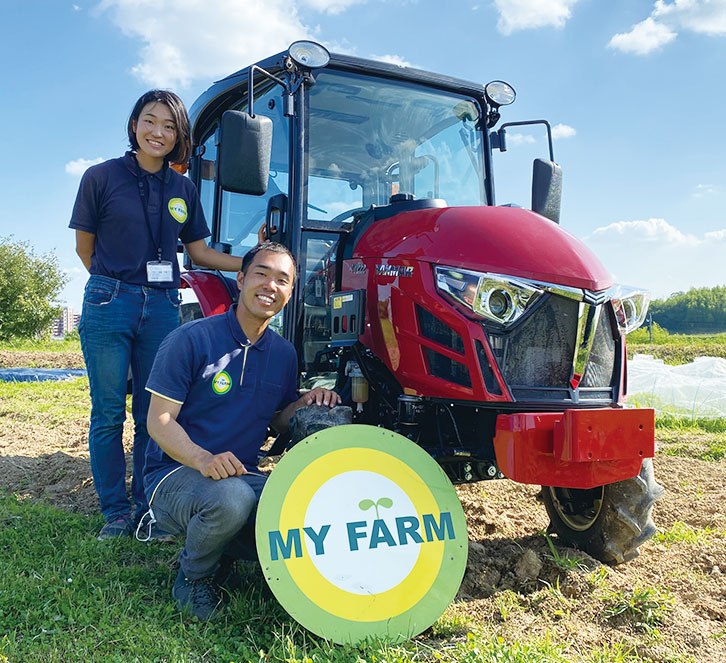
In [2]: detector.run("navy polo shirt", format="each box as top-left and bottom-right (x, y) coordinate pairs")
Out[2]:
(69, 152), (210, 288)
(143, 306), (298, 494)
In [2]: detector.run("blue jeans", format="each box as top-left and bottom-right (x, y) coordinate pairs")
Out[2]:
(148, 467), (267, 579)
(79, 275), (180, 521)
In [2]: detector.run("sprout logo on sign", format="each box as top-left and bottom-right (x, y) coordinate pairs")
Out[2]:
(256, 424), (468, 644)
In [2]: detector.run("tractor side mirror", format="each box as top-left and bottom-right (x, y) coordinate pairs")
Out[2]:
(218, 110), (272, 196)
(531, 158), (562, 224)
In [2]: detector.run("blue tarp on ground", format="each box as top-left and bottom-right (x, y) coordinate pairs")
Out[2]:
(0, 368), (87, 382)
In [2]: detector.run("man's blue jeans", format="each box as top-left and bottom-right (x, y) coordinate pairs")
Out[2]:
(79, 275), (180, 521)
(148, 467), (267, 579)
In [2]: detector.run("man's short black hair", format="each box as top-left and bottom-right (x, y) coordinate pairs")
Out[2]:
(241, 242), (297, 281)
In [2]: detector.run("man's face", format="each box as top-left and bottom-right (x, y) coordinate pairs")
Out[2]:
(236, 250), (295, 323)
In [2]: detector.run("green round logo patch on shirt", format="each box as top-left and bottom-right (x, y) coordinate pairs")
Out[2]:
(168, 197), (188, 223)
(212, 371), (232, 395)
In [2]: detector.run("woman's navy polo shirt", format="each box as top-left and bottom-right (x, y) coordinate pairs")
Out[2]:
(68, 152), (210, 288)
(143, 306), (298, 494)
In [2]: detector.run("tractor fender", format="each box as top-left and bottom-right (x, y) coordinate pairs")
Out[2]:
(180, 270), (237, 317)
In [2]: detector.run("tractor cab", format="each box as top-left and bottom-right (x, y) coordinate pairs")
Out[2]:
(185, 41), (559, 390)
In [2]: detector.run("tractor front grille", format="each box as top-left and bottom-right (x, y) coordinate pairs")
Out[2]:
(487, 295), (578, 389)
(486, 294), (618, 403)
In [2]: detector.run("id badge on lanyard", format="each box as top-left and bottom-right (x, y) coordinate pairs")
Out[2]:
(138, 168), (173, 283)
(146, 259), (174, 282)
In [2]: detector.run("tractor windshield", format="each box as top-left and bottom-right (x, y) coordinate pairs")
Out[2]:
(306, 69), (487, 222)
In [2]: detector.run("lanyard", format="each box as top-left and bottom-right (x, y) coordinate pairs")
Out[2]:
(136, 164), (166, 262)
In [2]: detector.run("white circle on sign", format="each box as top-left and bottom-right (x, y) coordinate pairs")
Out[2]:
(303, 470), (422, 595)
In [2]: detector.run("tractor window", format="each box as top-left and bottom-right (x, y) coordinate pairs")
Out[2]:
(306, 70), (486, 219)
(300, 232), (338, 387)
(198, 129), (217, 223)
(307, 175), (363, 222)
(218, 84), (290, 257)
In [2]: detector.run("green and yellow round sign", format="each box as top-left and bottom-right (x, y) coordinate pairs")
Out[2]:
(256, 424), (468, 644)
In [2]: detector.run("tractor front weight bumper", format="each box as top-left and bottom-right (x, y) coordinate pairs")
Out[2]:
(493, 408), (655, 489)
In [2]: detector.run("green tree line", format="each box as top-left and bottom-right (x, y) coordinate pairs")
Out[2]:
(650, 285), (726, 334)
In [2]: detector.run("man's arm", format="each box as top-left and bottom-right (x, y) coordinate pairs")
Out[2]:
(75, 230), (95, 271)
(184, 239), (244, 273)
(147, 393), (247, 480)
(271, 387), (342, 433)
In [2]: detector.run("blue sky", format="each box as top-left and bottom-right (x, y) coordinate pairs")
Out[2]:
(1, 0), (724, 312)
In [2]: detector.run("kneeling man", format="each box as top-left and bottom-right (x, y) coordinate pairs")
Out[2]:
(143, 242), (340, 620)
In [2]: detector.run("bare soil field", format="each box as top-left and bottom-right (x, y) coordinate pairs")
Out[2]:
(1, 351), (725, 661)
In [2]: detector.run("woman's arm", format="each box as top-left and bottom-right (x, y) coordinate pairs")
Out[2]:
(184, 239), (243, 272)
(75, 230), (96, 271)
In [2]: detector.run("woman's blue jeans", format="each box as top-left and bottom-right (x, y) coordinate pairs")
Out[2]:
(79, 275), (180, 522)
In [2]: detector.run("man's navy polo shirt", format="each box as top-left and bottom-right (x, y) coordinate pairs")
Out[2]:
(69, 152), (210, 288)
(143, 306), (298, 494)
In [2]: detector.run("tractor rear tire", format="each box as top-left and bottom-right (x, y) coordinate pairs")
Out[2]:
(541, 458), (664, 565)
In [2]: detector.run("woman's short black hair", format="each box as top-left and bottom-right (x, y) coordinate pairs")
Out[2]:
(127, 90), (192, 166)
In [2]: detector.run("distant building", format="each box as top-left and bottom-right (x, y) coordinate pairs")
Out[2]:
(50, 306), (79, 337)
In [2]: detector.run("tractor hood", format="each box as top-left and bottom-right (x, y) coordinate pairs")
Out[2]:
(352, 205), (613, 292)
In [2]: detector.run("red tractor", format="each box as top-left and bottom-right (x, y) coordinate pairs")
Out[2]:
(181, 41), (662, 564)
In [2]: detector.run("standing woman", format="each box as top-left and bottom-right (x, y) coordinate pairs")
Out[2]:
(70, 90), (243, 540)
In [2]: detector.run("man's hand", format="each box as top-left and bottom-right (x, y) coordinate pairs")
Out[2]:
(197, 450), (247, 480)
(148, 394), (249, 479)
(271, 388), (342, 433)
(301, 387), (342, 408)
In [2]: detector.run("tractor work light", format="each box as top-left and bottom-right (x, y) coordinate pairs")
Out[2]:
(484, 81), (516, 108)
(434, 266), (542, 326)
(289, 41), (331, 69)
(609, 285), (650, 334)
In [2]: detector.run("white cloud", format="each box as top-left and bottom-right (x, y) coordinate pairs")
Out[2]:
(586, 217), (726, 298)
(65, 157), (104, 176)
(589, 218), (700, 247)
(96, 0), (316, 88)
(654, 0), (726, 35)
(693, 183), (717, 197)
(551, 123), (576, 139)
(608, 16), (676, 54)
(301, 0), (365, 14)
(494, 0), (580, 35)
(507, 133), (536, 147)
(609, 1), (726, 55)
(369, 53), (412, 67)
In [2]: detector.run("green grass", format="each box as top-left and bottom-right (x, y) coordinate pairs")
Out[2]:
(655, 429), (726, 460)
(600, 586), (673, 632)
(628, 325), (726, 346)
(447, 633), (569, 663)
(0, 337), (81, 353)
(0, 377), (90, 424)
(627, 324), (726, 365)
(0, 493), (436, 663)
(542, 533), (588, 571)
(0, 493), (608, 663)
(654, 521), (726, 546)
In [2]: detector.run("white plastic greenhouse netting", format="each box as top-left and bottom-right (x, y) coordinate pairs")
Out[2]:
(627, 355), (726, 419)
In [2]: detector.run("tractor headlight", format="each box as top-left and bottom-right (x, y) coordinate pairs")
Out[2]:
(434, 266), (543, 326)
(609, 285), (650, 334)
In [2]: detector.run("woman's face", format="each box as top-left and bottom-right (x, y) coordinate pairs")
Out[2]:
(133, 102), (177, 165)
